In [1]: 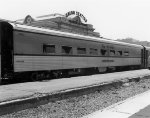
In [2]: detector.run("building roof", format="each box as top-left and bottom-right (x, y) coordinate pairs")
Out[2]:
(19, 12), (100, 37)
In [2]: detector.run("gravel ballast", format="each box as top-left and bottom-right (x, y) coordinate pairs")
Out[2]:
(1, 76), (150, 118)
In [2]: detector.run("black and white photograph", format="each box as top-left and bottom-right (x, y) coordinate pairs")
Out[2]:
(0, 0), (150, 117)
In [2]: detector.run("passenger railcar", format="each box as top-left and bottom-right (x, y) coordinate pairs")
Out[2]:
(0, 21), (149, 83)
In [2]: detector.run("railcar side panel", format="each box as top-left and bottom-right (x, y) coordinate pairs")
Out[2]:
(14, 55), (62, 72)
(14, 55), (141, 72)
(13, 29), (142, 73)
(13, 30), (142, 56)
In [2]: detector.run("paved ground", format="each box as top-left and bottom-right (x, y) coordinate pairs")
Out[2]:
(0, 69), (150, 104)
(83, 87), (150, 118)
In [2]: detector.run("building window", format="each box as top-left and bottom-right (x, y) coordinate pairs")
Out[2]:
(77, 47), (86, 54)
(43, 44), (55, 53)
(62, 46), (73, 54)
(101, 49), (107, 56)
(90, 48), (98, 55)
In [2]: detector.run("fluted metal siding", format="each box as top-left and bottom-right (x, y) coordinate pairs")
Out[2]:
(14, 55), (141, 72)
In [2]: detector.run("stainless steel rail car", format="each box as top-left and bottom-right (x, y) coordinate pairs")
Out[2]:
(0, 21), (149, 83)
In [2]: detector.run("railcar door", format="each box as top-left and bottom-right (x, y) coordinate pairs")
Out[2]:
(145, 50), (148, 68)
(141, 47), (148, 68)
(0, 21), (14, 81)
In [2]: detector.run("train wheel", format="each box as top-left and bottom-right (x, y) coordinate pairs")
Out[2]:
(52, 71), (62, 79)
(107, 67), (116, 72)
(64, 70), (70, 78)
(98, 67), (107, 73)
(31, 72), (39, 81)
(45, 73), (51, 80)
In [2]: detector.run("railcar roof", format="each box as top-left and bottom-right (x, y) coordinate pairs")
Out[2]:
(11, 22), (142, 48)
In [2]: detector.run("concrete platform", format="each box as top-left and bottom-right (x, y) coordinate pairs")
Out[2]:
(82, 85), (150, 118)
(0, 69), (150, 115)
(0, 69), (150, 104)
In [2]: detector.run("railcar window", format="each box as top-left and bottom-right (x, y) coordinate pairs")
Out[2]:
(43, 44), (55, 53)
(124, 51), (129, 56)
(101, 49), (107, 56)
(90, 48), (98, 55)
(110, 50), (115, 56)
(77, 47), (86, 54)
(62, 46), (73, 54)
(117, 51), (122, 56)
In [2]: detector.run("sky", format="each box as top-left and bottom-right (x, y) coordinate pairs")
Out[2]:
(0, 0), (150, 42)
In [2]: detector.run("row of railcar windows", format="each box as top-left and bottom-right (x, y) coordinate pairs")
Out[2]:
(43, 44), (129, 56)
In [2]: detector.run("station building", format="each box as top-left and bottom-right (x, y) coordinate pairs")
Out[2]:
(19, 11), (100, 37)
